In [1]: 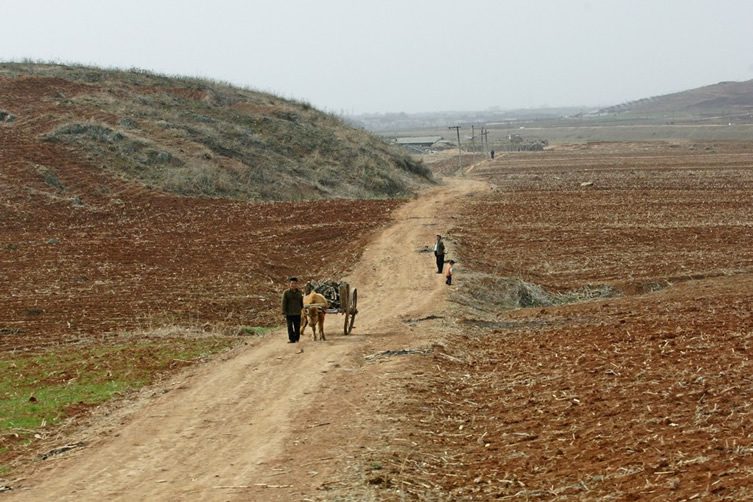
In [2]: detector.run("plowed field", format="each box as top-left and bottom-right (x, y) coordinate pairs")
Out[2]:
(0, 125), (399, 354)
(1, 79), (403, 471)
(7, 81), (753, 501)
(1, 75), (403, 357)
(365, 142), (753, 500)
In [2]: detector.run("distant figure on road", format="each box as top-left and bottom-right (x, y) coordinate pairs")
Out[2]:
(281, 276), (304, 352)
(490, 150), (495, 159)
(445, 260), (456, 285)
(434, 234), (446, 274)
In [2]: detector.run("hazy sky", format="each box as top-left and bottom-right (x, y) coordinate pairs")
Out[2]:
(2, 0), (753, 113)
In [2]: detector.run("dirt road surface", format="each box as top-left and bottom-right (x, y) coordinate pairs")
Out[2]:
(6, 177), (487, 501)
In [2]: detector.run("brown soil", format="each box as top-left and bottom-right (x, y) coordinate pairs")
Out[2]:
(1, 114), (400, 353)
(5, 141), (753, 501)
(362, 142), (753, 500)
(3, 174), (482, 501)
(461, 142), (753, 290)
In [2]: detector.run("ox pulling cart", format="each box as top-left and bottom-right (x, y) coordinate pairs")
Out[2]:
(304, 280), (358, 336)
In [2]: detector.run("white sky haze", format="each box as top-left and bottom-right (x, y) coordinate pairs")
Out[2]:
(2, 0), (753, 113)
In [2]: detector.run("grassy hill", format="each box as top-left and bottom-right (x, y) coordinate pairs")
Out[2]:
(0, 62), (432, 200)
(600, 79), (753, 122)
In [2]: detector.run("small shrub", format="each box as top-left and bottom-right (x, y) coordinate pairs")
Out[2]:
(455, 273), (617, 313)
(35, 165), (65, 191)
(316, 172), (339, 188)
(191, 113), (214, 124)
(162, 164), (238, 197)
(397, 156), (432, 179)
(46, 123), (124, 143)
(119, 117), (138, 128)
(145, 149), (179, 166)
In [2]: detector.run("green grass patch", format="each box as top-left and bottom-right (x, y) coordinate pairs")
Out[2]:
(0, 336), (237, 450)
(0, 380), (128, 430)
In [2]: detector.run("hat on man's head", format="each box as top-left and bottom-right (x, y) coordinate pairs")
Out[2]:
(288, 276), (298, 282)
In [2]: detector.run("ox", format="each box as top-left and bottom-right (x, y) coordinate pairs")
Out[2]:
(301, 284), (328, 341)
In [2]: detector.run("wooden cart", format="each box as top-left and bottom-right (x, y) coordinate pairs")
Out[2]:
(307, 280), (358, 335)
(336, 281), (358, 335)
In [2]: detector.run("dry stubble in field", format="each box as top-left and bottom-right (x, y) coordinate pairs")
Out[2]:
(0, 128), (402, 472)
(362, 142), (753, 500)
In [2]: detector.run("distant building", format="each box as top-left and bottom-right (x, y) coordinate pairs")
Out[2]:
(393, 136), (445, 153)
(395, 136), (443, 147)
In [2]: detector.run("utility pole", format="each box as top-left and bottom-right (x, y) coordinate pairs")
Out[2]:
(471, 124), (476, 161)
(481, 128), (489, 158)
(448, 125), (461, 169)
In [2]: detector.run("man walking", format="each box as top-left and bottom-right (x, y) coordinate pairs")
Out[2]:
(281, 276), (304, 352)
(434, 234), (446, 274)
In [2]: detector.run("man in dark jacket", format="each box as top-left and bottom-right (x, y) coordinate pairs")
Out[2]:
(281, 276), (304, 350)
(434, 234), (446, 274)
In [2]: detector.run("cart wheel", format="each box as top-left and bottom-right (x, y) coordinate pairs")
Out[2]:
(340, 282), (350, 335)
(346, 288), (358, 335)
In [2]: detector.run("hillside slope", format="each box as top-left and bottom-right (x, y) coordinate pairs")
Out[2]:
(0, 63), (431, 200)
(601, 79), (753, 120)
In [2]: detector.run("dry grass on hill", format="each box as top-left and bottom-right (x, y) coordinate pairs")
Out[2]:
(0, 62), (432, 201)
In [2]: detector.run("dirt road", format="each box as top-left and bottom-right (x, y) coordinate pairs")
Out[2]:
(6, 177), (487, 501)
